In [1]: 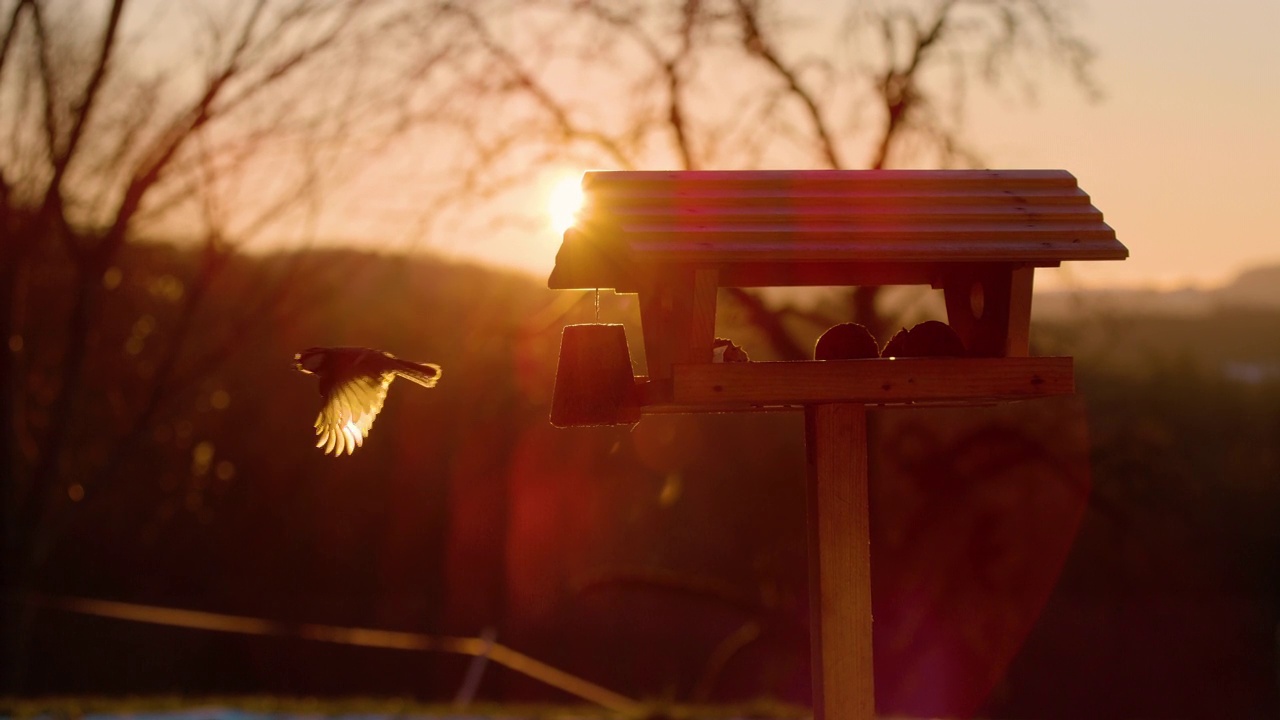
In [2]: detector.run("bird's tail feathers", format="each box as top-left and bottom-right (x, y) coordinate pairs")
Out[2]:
(393, 359), (441, 388)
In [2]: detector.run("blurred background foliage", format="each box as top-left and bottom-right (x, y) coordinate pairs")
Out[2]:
(10, 240), (1280, 718)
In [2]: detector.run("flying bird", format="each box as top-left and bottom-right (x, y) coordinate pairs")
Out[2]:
(293, 346), (441, 456)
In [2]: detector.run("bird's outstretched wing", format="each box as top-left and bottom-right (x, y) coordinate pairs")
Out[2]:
(391, 359), (441, 388)
(314, 373), (393, 456)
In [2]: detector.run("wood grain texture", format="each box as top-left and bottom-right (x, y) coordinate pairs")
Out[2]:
(669, 357), (1073, 408)
(687, 268), (719, 362)
(638, 269), (719, 381)
(805, 403), (875, 720)
(1004, 266), (1035, 357)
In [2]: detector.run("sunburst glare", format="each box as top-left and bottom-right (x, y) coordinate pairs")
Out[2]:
(548, 173), (585, 235)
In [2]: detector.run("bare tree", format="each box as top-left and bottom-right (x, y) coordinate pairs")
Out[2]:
(413, 0), (1095, 355)
(0, 0), (470, 690)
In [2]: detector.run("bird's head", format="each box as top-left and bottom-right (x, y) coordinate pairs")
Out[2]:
(293, 347), (328, 375)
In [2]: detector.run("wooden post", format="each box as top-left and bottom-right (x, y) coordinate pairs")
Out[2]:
(1002, 266), (1035, 357)
(944, 265), (1036, 357)
(639, 268), (719, 381)
(804, 403), (875, 720)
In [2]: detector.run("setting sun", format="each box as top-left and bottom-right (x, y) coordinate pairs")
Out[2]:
(548, 174), (585, 235)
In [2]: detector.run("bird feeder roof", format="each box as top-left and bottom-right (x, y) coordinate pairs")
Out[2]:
(548, 169), (1126, 290)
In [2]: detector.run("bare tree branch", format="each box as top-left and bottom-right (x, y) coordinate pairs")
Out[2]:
(98, 0), (361, 265)
(27, 0), (59, 191)
(868, 0), (957, 169)
(733, 0), (842, 169)
(49, 0), (126, 190)
(99, 2), (265, 261)
(447, 2), (637, 170)
(0, 0), (28, 102)
(582, 0), (702, 169)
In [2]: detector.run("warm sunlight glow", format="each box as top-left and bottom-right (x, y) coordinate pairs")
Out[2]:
(548, 174), (585, 235)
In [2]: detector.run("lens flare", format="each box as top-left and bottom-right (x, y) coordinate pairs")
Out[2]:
(548, 174), (585, 235)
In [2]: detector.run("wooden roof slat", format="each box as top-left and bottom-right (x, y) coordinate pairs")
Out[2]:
(547, 169), (1126, 290)
(632, 243), (1119, 263)
(617, 221), (1110, 236)
(584, 168), (1079, 191)
(596, 209), (1103, 226)
(593, 188), (1095, 208)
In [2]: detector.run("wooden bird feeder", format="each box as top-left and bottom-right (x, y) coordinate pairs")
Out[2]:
(546, 169), (1125, 719)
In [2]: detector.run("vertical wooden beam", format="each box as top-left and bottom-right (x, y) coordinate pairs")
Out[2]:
(943, 264), (1035, 357)
(804, 403), (875, 720)
(943, 271), (985, 355)
(687, 267), (719, 360)
(639, 268), (719, 381)
(1003, 266), (1035, 357)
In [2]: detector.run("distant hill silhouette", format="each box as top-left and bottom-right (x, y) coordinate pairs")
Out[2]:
(1212, 263), (1280, 306)
(1034, 263), (1280, 318)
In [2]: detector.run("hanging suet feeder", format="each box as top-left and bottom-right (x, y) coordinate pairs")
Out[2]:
(550, 323), (640, 428)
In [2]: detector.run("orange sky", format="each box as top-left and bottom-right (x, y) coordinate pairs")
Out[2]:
(160, 1), (1277, 293)
(434, 0), (1280, 291)
(966, 0), (1280, 290)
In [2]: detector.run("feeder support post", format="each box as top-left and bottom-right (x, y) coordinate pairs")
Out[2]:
(805, 403), (875, 720)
